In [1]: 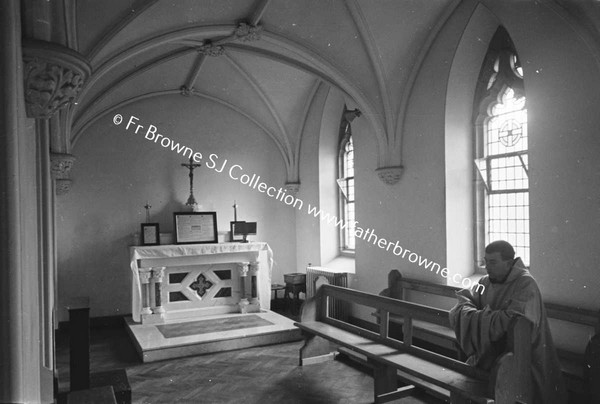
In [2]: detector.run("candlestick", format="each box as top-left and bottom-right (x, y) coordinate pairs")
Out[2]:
(144, 201), (152, 222)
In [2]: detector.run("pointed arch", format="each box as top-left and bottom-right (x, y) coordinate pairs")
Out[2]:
(444, 3), (500, 283)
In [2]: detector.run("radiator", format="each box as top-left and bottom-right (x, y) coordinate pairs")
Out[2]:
(306, 266), (350, 321)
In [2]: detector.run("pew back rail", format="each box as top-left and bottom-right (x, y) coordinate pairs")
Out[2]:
(294, 279), (532, 404)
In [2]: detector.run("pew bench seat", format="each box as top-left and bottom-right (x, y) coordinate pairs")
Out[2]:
(295, 279), (533, 404)
(296, 320), (492, 403)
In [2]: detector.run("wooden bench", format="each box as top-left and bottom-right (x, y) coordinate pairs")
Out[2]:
(295, 278), (533, 404)
(378, 269), (600, 401)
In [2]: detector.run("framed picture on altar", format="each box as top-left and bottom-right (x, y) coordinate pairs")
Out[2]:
(173, 211), (218, 244)
(141, 223), (160, 246)
(230, 221), (246, 242)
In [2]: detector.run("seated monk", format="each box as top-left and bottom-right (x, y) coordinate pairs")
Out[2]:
(449, 240), (567, 404)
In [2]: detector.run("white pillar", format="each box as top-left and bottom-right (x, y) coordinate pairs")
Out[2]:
(237, 262), (250, 313)
(249, 262), (259, 304)
(0, 0), (43, 401)
(139, 270), (153, 317)
(152, 267), (166, 316)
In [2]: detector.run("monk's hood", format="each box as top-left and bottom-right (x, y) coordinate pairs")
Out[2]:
(504, 257), (529, 283)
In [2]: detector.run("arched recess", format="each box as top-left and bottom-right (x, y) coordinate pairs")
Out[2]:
(444, 4), (500, 283)
(317, 87), (347, 266)
(70, 90), (292, 172)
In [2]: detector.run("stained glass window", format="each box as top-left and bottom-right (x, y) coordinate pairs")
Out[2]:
(339, 136), (355, 250)
(475, 41), (529, 266)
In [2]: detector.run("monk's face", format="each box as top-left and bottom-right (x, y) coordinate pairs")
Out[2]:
(484, 252), (512, 283)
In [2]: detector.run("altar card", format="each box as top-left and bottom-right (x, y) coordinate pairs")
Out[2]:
(173, 212), (218, 244)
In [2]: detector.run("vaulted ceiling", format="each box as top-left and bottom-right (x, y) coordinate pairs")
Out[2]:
(63, 0), (456, 173)
(25, 0), (600, 179)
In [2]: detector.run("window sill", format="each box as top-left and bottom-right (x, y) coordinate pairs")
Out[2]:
(339, 249), (355, 258)
(322, 255), (356, 274)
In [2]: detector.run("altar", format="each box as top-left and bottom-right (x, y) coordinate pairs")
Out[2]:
(129, 242), (273, 323)
(126, 242), (301, 362)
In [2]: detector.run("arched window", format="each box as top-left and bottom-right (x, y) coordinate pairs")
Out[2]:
(337, 108), (359, 252)
(474, 27), (529, 266)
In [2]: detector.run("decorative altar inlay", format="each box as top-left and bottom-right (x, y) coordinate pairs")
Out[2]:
(190, 274), (213, 297)
(169, 272), (188, 284)
(214, 287), (232, 298)
(169, 291), (189, 302)
(214, 270), (231, 280)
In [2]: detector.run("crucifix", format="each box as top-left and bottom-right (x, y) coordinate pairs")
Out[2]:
(181, 157), (202, 208)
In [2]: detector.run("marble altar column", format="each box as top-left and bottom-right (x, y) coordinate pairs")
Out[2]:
(237, 262), (250, 313)
(247, 262), (261, 313)
(250, 262), (259, 304)
(139, 270), (153, 318)
(152, 267), (166, 317)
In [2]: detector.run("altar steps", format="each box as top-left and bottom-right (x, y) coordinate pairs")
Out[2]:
(125, 310), (302, 362)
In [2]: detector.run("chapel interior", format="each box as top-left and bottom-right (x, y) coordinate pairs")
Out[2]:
(2, 0), (600, 403)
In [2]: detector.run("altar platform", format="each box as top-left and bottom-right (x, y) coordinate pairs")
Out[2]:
(125, 310), (302, 362)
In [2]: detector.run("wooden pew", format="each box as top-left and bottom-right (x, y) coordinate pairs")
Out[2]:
(378, 269), (600, 401)
(295, 278), (533, 404)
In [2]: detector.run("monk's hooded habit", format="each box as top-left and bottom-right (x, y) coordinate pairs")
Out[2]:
(449, 258), (567, 404)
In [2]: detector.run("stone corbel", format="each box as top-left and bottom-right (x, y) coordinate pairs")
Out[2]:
(22, 39), (91, 119)
(51, 152), (76, 195)
(284, 182), (300, 197)
(376, 166), (404, 185)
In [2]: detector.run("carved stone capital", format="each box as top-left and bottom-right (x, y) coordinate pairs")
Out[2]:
(139, 270), (152, 284)
(237, 262), (249, 277)
(50, 153), (76, 179)
(284, 182), (300, 196)
(22, 39), (91, 119)
(152, 267), (166, 282)
(376, 166), (404, 185)
(234, 23), (262, 42)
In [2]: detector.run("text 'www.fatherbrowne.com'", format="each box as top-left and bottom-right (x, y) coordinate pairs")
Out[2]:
(112, 113), (482, 292)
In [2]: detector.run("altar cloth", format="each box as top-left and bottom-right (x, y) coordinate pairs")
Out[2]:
(129, 242), (273, 322)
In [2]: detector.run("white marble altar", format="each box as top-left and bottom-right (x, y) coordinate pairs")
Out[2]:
(129, 242), (272, 324)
